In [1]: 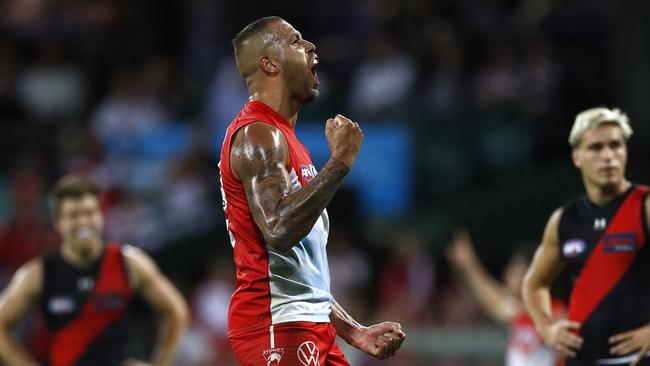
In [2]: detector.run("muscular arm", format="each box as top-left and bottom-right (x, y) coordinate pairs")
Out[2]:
(523, 208), (583, 357)
(329, 300), (404, 359)
(447, 231), (519, 325)
(124, 246), (189, 366)
(230, 122), (352, 251)
(0, 260), (43, 366)
(522, 208), (565, 333)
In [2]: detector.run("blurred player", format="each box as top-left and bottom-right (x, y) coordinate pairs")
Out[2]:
(219, 16), (405, 366)
(447, 229), (564, 366)
(0, 175), (188, 366)
(523, 107), (650, 366)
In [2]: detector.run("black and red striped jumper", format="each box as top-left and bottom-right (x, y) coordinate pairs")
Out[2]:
(559, 185), (650, 365)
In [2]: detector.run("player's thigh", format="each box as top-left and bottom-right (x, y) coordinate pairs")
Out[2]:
(324, 342), (351, 366)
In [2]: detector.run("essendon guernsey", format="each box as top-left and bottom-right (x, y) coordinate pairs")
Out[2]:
(559, 185), (650, 361)
(40, 243), (133, 366)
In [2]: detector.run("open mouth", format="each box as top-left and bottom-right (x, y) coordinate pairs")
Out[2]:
(599, 167), (617, 175)
(310, 57), (319, 85)
(75, 227), (94, 240)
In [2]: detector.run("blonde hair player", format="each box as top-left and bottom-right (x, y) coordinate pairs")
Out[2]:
(523, 107), (650, 366)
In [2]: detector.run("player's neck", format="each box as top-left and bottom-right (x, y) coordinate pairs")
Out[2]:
(250, 90), (299, 127)
(61, 241), (103, 268)
(584, 179), (631, 206)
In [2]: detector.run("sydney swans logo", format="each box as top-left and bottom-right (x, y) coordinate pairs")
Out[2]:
(297, 341), (320, 366)
(263, 347), (284, 366)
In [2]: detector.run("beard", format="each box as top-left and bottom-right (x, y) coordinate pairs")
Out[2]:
(283, 60), (318, 105)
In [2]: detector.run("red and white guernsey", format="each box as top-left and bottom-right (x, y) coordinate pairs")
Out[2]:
(507, 300), (565, 366)
(219, 100), (332, 338)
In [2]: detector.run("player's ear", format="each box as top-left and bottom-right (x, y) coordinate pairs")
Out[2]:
(571, 149), (581, 168)
(52, 215), (64, 235)
(260, 56), (279, 75)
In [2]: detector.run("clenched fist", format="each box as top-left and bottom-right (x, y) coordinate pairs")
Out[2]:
(325, 114), (363, 170)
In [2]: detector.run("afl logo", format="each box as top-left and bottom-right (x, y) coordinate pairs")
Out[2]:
(562, 239), (586, 258)
(297, 341), (320, 366)
(48, 296), (76, 315)
(300, 164), (318, 182)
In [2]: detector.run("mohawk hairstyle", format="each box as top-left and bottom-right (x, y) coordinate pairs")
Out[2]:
(231, 16), (284, 58)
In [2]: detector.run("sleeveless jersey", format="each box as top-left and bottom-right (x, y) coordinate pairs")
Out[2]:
(558, 185), (650, 362)
(219, 100), (332, 338)
(40, 243), (133, 366)
(507, 301), (564, 366)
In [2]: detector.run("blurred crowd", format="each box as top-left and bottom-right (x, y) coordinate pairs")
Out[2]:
(0, 0), (634, 364)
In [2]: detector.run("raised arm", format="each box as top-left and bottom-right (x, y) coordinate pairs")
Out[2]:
(329, 300), (405, 360)
(0, 260), (43, 366)
(446, 230), (519, 325)
(230, 115), (362, 251)
(522, 208), (582, 357)
(123, 246), (189, 366)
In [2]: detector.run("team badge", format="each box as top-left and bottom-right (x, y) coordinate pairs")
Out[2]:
(48, 296), (76, 315)
(562, 239), (586, 258)
(262, 347), (284, 366)
(297, 341), (320, 366)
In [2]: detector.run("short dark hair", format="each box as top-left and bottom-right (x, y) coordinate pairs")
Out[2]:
(49, 175), (100, 216)
(231, 16), (284, 57)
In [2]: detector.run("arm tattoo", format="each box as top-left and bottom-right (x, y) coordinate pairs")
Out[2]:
(232, 122), (350, 251)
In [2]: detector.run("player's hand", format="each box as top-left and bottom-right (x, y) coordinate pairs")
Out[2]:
(609, 323), (650, 366)
(446, 229), (478, 270)
(539, 319), (583, 357)
(351, 321), (405, 359)
(121, 359), (152, 366)
(325, 114), (363, 170)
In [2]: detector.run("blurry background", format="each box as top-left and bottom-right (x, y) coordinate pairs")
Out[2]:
(0, 0), (649, 365)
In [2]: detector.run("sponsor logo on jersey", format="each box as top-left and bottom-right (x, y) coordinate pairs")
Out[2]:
(563, 239), (586, 258)
(263, 347), (285, 366)
(48, 296), (76, 315)
(92, 292), (128, 310)
(603, 232), (639, 253)
(300, 164), (318, 182)
(297, 341), (320, 366)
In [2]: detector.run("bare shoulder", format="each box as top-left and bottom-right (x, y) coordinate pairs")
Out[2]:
(230, 122), (289, 179)
(2, 258), (43, 299)
(547, 207), (564, 229)
(122, 245), (157, 272)
(16, 258), (43, 287)
(540, 207), (564, 249)
(232, 122), (286, 149)
(121, 245), (159, 291)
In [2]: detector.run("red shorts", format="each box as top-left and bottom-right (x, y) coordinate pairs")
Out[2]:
(229, 321), (350, 366)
